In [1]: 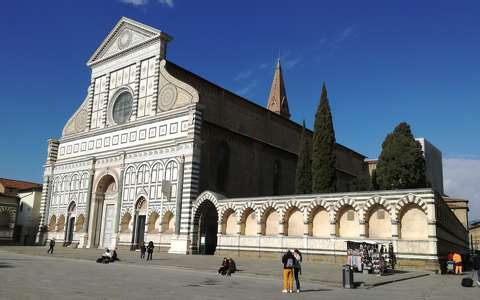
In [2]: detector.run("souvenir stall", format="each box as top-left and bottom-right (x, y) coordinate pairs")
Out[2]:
(346, 241), (396, 275)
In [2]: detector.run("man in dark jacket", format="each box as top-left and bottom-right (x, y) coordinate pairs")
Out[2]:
(281, 250), (296, 293)
(47, 239), (55, 254)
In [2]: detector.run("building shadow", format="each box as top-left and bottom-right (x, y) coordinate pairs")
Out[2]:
(0, 262), (14, 268)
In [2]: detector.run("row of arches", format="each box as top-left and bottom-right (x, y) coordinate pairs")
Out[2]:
(119, 209), (175, 234)
(51, 172), (90, 206)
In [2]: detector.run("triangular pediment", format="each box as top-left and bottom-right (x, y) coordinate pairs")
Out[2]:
(87, 17), (171, 66)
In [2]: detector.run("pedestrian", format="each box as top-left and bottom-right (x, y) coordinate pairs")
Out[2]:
(281, 250), (296, 293)
(472, 253), (480, 286)
(147, 241), (154, 261)
(140, 242), (146, 260)
(293, 249), (302, 293)
(47, 238), (55, 254)
(453, 252), (463, 275)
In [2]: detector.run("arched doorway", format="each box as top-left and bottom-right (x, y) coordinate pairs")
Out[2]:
(91, 174), (116, 248)
(65, 202), (77, 245)
(131, 197), (147, 249)
(194, 200), (218, 255)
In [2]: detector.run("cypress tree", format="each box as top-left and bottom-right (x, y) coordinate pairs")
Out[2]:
(312, 83), (336, 193)
(295, 121), (312, 194)
(376, 122), (426, 190)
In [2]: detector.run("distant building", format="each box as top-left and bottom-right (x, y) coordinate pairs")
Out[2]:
(470, 221), (480, 252)
(442, 197), (469, 229)
(0, 178), (42, 243)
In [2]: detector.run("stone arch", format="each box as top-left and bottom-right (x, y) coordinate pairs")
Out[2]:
(335, 205), (359, 238)
(48, 215), (57, 232)
(147, 211), (160, 233)
(94, 170), (119, 193)
(239, 203), (258, 236)
(394, 194), (428, 222)
(307, 200), (331, 237)
(120, 211), (132, 233)
(280, 200), (304, 223)
(306, 199), (330, 223)
(333, 196), (361, 222)
(136, 162), (151, 185)
(398, 203), (428, 240)
(192, 191), (220, 255)
(258, 201), (281, 223)
(218, 203), (238, 225)
(75, 214), (85, 232)
(161, 209), (175, 233)
(221, 207), (237, 235)
(259, 202), (281, 236)
(56, 215), (65, 232)
(365, 204), (392, 239)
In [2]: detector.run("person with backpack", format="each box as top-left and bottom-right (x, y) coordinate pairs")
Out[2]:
(281, 250), (296, 293)
(140, 242), (146, 260)
(146, 241), (154, 261)
(293, 249), (302, 293)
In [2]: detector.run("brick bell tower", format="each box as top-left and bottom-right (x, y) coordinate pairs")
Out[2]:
(266, 59), (291, 118)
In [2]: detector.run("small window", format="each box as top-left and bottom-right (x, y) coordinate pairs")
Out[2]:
(19, 203), (23, 212)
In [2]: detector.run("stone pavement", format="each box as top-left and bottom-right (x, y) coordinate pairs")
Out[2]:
(0, 249), (479, 300)
(0, 245), (429, 288)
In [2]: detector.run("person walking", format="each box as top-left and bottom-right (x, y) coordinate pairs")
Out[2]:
(293, 249), (302, 293)
(146, 241), (154, 261)
(140, 242), (146, 260)
(472, 253), (480, 286)
(281, 250), (296, 293)
(47, 238), (55, 254)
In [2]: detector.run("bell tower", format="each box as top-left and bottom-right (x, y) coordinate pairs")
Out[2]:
(266, 59), (290, 118)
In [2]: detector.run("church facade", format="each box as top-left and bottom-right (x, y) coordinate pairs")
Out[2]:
(36, 18), (467, 270)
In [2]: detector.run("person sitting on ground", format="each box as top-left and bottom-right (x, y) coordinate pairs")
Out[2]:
(226, 258), (236, 276)
(218, 257), (229, 275)
(112, 248), (119, 261)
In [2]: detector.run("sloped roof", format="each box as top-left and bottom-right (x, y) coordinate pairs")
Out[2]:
(0, 178), (42, 191)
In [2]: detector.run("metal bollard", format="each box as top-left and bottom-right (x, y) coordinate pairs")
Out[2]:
(342, 265), (355, 289)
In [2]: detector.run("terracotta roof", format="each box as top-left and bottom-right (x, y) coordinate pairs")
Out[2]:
(0, 178), (42, 191)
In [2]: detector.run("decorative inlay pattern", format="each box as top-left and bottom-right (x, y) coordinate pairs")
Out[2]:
(158, 84), (177, 111)
(117, 29), (132, 50)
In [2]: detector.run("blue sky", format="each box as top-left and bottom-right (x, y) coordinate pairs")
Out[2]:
(1, 1), (479, 217)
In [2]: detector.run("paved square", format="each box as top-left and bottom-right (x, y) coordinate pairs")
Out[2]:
(0, 247), (479, 299)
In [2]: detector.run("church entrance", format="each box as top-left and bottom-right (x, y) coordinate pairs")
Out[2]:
(194, 200), (218, 255)
(65, 202), (76, 245)
(91, 174), (116, 249)
(131, 197), (147, 249)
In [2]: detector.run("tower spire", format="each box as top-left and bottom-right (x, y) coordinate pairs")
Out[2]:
(266, 59), (291, 119)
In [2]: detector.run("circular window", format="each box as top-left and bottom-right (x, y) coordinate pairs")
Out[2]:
(112, 92), (133, 125)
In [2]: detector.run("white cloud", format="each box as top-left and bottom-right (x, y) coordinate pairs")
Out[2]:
(119, 0), (148, 5)
(235, 81), (258, 97)
(328, 24), (358, 49)
(258, 63), (269, 70)
(159, 0), (174, 7)
(234, 69), (254, 81)
(283, 56), (301, 70)
(443, 157), (480, 221)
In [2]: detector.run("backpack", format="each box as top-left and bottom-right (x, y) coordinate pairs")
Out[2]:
(286, 258), (294, 268)
(461, 277), (473, 287)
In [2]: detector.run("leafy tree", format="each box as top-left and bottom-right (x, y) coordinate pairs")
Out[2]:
(295, 121), (312, 194)
(312, 83), (336, 193)
(350, 174), (372, 192)
(370, 169), (379, 190)
(376, 122), (426, 190)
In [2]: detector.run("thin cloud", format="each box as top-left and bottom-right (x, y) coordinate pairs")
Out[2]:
(234, 69), (254, 81)
(329, 24), (358, 48)
(159, 0), (174, 7)
(258, 63), (269, 70)
(235, 81), (258, 97)
(443, 157), (480, 221)
(119, 0), (148, 5)
(283, 56), (302, 70)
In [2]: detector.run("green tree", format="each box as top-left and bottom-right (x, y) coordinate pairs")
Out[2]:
(376, 122), (426, 190)
(312, 83), (336, 193)
(350, 174), (372, 192)
(295, 121), (312, 194)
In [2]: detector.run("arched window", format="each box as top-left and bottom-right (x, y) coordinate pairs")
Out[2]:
(150, 163), (164, 200)
(80, 173), (89, 190)
(62, 176), (70, 192)
(222, 210), (237, 235)
(71, 174), (79, 191)
(137, 165), (147, 185)
(241, 209), (256, 236)
(165, 161), (178, 200)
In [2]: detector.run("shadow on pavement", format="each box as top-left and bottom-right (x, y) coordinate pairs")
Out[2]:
(0, 262), (14, 268)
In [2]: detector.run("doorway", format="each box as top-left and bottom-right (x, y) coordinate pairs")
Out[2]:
(194, 200), (218, 255)
(65, 201), (76, 245)
(132, 197), (147, 249)
(91, 174), (116, 248)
